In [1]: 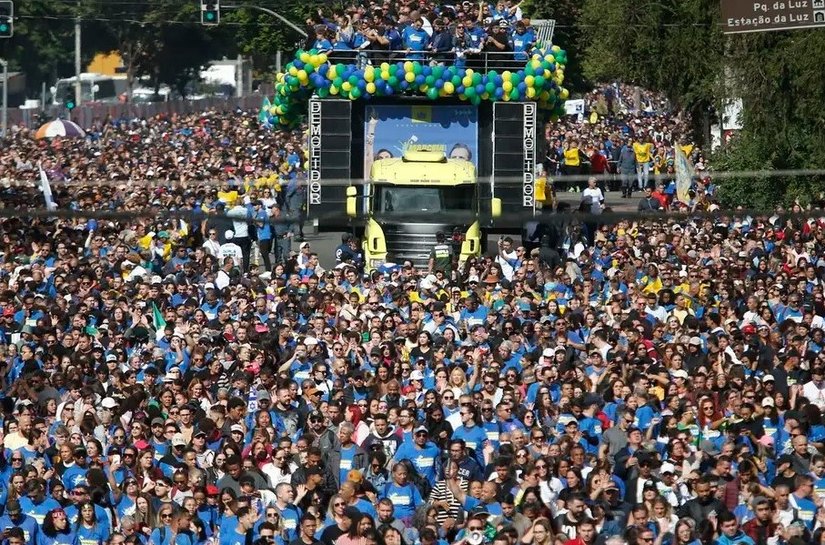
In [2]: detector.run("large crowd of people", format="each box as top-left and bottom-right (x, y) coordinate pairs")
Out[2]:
(0, 29), (824, 545)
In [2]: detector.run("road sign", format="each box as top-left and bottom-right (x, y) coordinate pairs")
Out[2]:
(721, 0), (825, 34)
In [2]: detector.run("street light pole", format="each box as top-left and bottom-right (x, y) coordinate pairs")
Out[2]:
(75, 3), (82, 110)
(223, 4), (307, 38)
(0, 59), (7, 137)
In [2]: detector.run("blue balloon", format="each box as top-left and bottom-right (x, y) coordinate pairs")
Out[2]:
(475, 84), (485, 95)
(357, 79), (366, 90)
(396, 68), (405, 79)
(317, 64), (328, 75)
(415, 75), (425, 85)
(435, 79), (444, 89)
(293, 60), (304, 69)
(518, 82), (526, 92)
(495, 88), (504, 98)
(422, 66), (432, 76)
(384, 85), (394, 95)
(456, 85), (465, 94)
(494, 75), (503, 86)
(400, 80), (409, 90)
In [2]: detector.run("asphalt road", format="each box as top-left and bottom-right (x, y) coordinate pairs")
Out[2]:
(301, 189), (635, 269)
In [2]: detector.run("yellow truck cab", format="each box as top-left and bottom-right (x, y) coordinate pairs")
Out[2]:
(346, 146), (500, 271)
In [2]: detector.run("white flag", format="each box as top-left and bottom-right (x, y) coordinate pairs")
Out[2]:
(38, 164), (57, 211)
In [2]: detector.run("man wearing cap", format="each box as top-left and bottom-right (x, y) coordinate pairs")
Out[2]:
(393, 425), (441, 487)
(62, 446), (90, 491)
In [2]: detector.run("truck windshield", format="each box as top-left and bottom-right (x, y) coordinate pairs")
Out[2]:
(374, 185), (475, 214)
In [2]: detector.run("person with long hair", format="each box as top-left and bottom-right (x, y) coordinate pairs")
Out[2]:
(520, 517), (554, 545)
(41, 508), (77, 545)
(75, 500), (109, 544)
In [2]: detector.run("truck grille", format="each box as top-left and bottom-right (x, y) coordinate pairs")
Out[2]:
(382, 223), (464, 269)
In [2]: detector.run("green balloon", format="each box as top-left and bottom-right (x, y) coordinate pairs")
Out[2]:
(413, 63), (423, 75)
(485, 82), (495, 94)
(427, 87), (439, 100)
(534, 76), (545, 88)
(465, 86), (476, 98)
(351, 87), (362, 99)
(487, 70), (498, 80)
(348, 75), (358, 86)
(317, 88), (329, 98)
(432, 66), (444, 79)
(333, 77), (343, 88)
(511, 74), (521, 85)
(425, 75), (435, 86)
(471, 73), (482, 85)
(510, 89), (520, 100)
(451, 75), (461, 86)
(470, 95), (481, 105)
(388, 76), (399, 87)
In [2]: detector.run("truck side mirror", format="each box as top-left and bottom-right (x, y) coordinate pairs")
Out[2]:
(346, 186), (357, 217)
(491, 197), (502, 218)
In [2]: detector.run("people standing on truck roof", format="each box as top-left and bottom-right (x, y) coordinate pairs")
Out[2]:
(403, 18), (431, 60)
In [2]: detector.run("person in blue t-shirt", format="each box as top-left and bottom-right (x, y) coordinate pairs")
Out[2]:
(40, 508), (78, 545)
(380, 463), (423, 523)
(219, 505), (258, 545)
(392, 426), (441, 487)
(510, 21), (535, 61)
(402, 18), (430, 60)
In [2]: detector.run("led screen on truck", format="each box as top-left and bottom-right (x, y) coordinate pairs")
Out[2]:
(364, 104), (479, 176)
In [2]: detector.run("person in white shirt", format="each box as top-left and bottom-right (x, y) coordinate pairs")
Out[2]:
(581, 176), (605, 214)
(202, 228), (222, 257)
(219, 231), (244, 272)
(802, 366), (825, 409)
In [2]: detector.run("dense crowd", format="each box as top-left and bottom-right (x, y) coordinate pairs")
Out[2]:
(0, 54), (824, 545)
(543, 84), (713, 213)
(305, 1), (537, 68)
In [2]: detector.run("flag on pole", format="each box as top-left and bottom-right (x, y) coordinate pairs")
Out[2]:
(674, 146), (693, 205)
(38, 164), (57, 211)
(152, 302), (166, 331)
(258, 96), (272, 124)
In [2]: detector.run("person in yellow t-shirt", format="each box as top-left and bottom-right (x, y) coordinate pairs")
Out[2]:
(563, 139), (582, 190)
(632, 136), (653, 191)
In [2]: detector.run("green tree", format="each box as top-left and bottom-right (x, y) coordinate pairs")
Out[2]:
(713, 29), (825, 208)
(0, 0), (75, 96)
(519, 0), (587, 92)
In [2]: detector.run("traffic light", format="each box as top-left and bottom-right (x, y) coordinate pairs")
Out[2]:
(200, 1), (220, 26)
(0, 1), (13, 38)
(65, 97), (76, 111)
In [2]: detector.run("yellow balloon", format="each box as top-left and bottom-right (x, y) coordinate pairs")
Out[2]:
(465, 69), (474, 77)
(526, 87), (536, 98)
(366, 82), (376, 94)
(365, 69), (375, 83)
(309, 55), (319, 66)
(502, 70), (512, 81)
(405, 72), (416, 83)
(525, 75), (535, 86)
(544, 54), (555, 63)
(462, 76), (472, 88)
(329, 85), (339, 95)
(404, 61), (413, 72)
(558, 74), (565, 84)
(560, 88), (569, 100)
(288, 66), (298, 76)
(551, 45), (561, 53)
(319, 53), (328, 64)
(381, 71), (390, 81)
(380, 62), (390, 72)
(342, 82), (352, 91)
(268, 106), (277, 115)
(444, 81), (454, 94)
(276, 73), (285, 83)
(531, 60), (541, 71)
(300, 52), (311, 63)
(297, 70), (308, 82)
(503, 81), (513, 92)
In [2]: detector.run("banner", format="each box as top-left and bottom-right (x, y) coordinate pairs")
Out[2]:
(674, 146), (693, 205)
(38, 165), (57, 211)
(364, 104), (478, 177)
